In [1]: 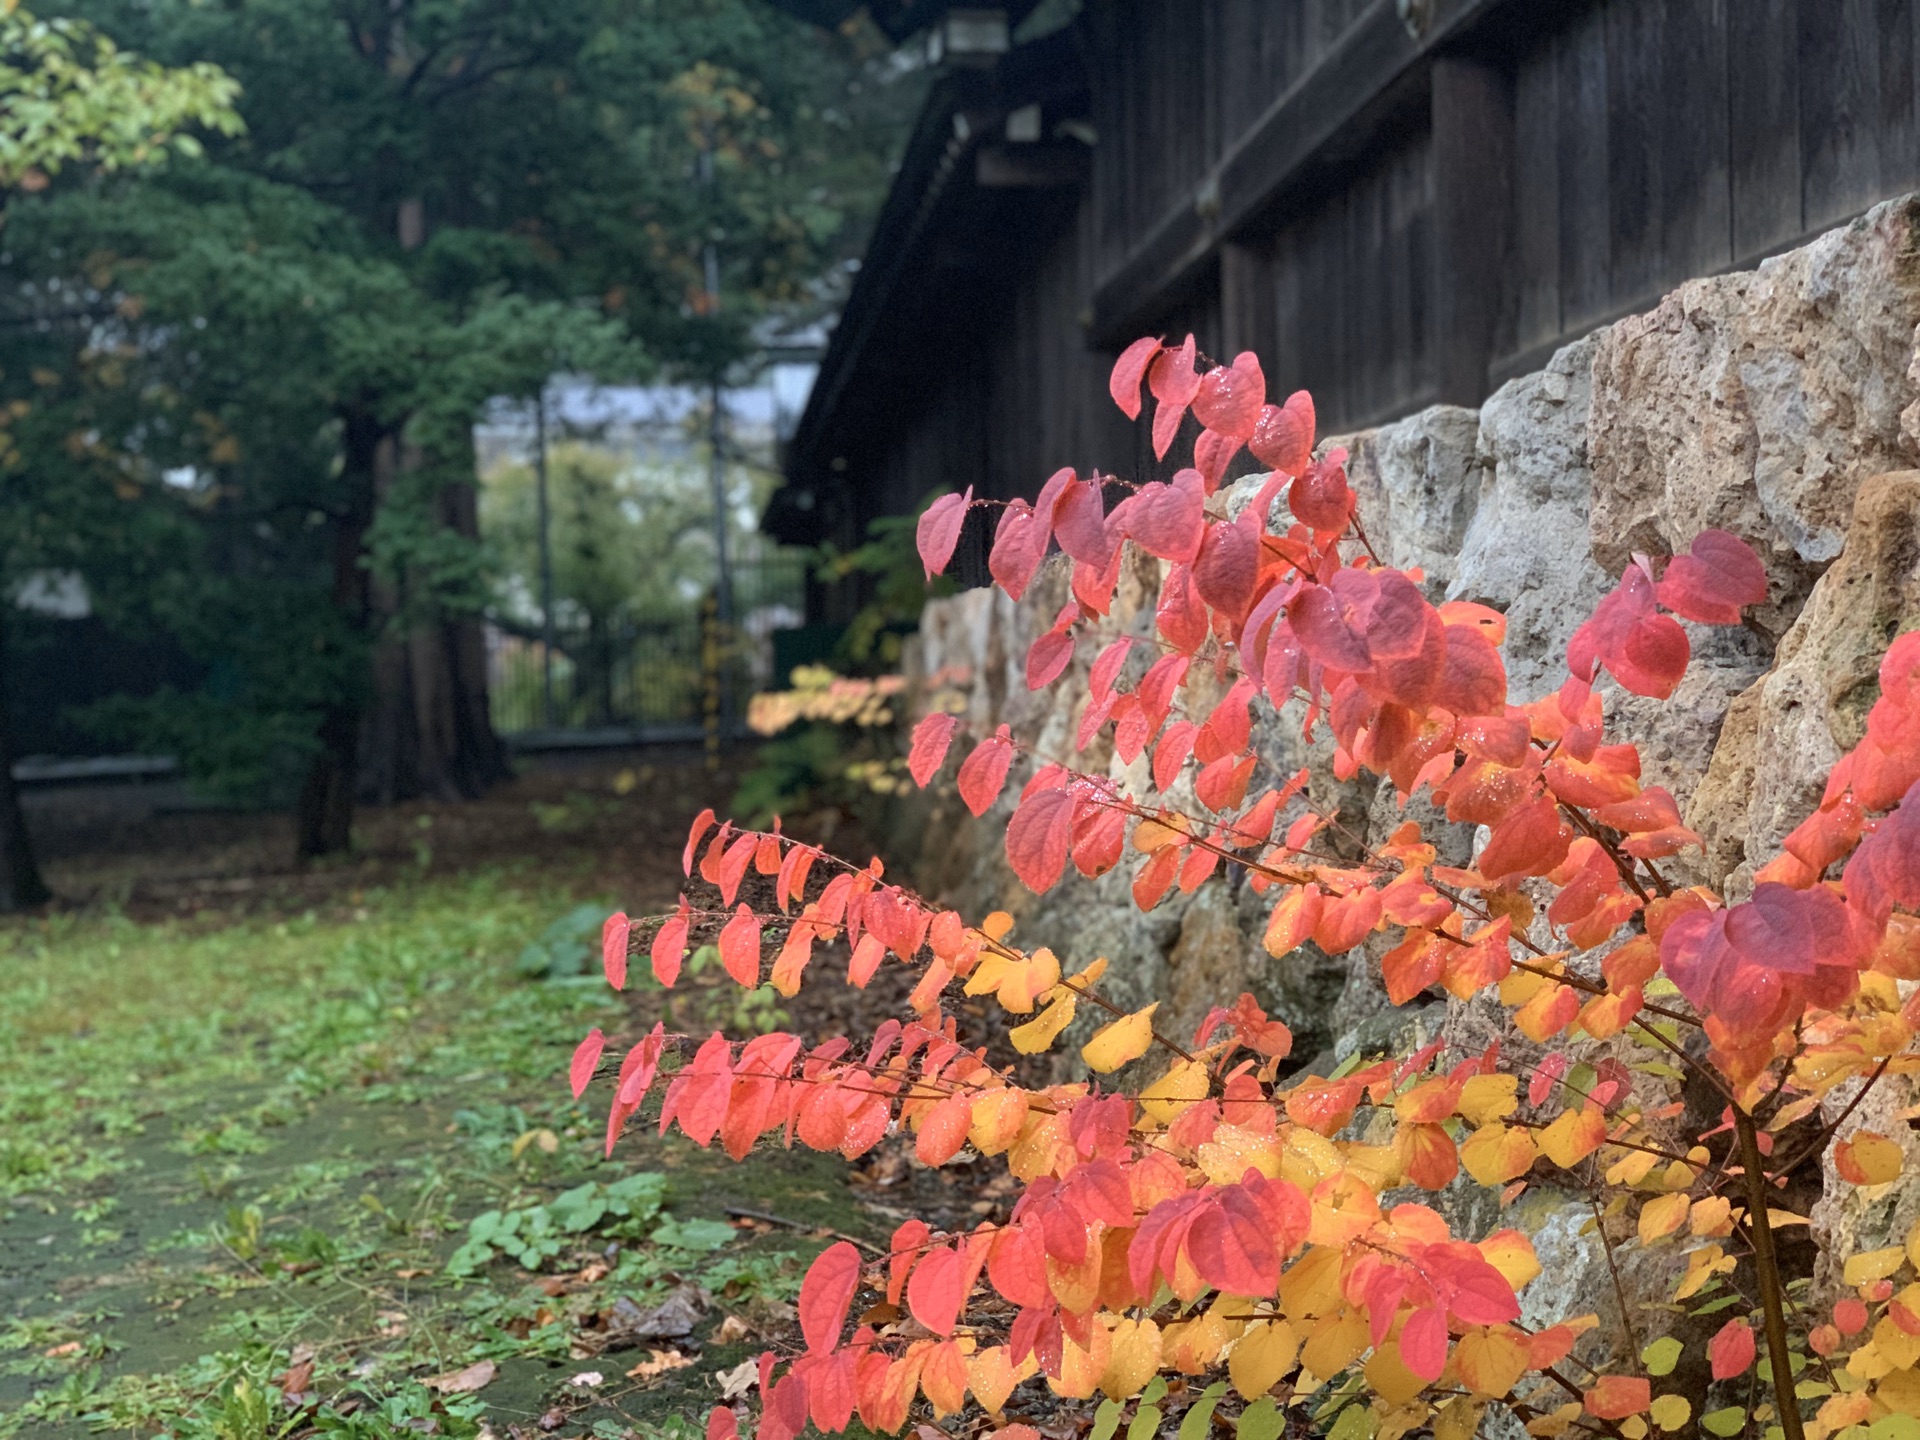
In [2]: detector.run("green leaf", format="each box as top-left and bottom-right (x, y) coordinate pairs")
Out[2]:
(1701, 1408), (1748, 1437)
(1869, 1418), (1920, 1440)
(652, 1216), (736, 1252)
(1177, 1381), (1227, 1440)
(1142, 1378), (1168, 1404)
(1091, 1399), (1123, 1440)
(1126, 1404), (1162, 1440)
(1641, 1336), (1684, 1377)
(1238, 1400), (1285, 1440)
(1328, 1404), (1377, 1440)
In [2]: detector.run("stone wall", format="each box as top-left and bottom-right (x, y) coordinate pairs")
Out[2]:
(893, 193), (1920, 1363)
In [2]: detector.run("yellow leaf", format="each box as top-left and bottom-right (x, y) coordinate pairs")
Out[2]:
(969, 1088), (1030, 1156)
(1455, 1326), (1531, 1397)
(1637, 1192), (1691, 1245)
(1648, 1396), (1690, 1433)
(1228, 1320), (1298, 1398)
(1434, 1397), (1486, 1440)
(1098, 1317), (1161, 1400)
(1908, 1214), (1920, 1273)
(1688, 1196), (1733, 1236)
(1838, 1131), (1906, 1185)
(1010, 993), (1076, 1053)
(1134, 818), (1184, 851)
(1047, 1321), (1110, 1400)
(1082, 1002), (1158, 1073)
(1479, 1228), (1542, 1290)
(1163, 1309), (1232, 1373)
(1605, 1148), (1659, 1186)
(1298, 1308), (1368, 1380)
(1845, 1246), (1908, 1287)
(1365, 1338), (1429, 1406)
(1538, 1106), (1607, 1168)
(1460, 1123), (1537, 1186)
(981, 911), (1015, 940)
(1458, 1074), (1520, 1126)
(1140, 1058), (1210, 1124)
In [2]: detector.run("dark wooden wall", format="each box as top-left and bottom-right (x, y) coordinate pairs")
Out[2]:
(782, 0), (1920, 600)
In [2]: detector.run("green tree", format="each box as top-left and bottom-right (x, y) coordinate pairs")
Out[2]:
(18, 0), (919, 855)
(0, 4), (241, 911)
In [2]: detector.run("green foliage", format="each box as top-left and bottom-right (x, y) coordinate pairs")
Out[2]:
(446, 1171), (668, 1274)
(815, 498), (957, 670)
(0, 5), (242, 187)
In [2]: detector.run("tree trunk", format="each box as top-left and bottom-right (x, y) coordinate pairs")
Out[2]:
(0, 611), (51, 910)
(295, 408), (382, 857)
(357, 431), (511, 806)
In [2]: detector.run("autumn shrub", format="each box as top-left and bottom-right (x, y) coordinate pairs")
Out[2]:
(577, 334), (1920, 1440)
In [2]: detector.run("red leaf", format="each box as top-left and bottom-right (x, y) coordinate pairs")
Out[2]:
(1186, 1186), (1279, 1295)
(1288, 451), (1352, 531)
(616, 1022), (667, 1107)
(719, 905), (762, 987)
(1436, 624), (1508, 717)
(958, 728), (1015, 816)
(1053, 476), (1113, 571)
(1568, 563), (1691, 698)
(1122, 469), (1206, 563)
(1289, 584), (1371, 673)
(1027, 605), (1078, 690)
(1156, 564), (1212, 653)
(1399, 1306), (1448, 1382)
(1249, 390), (1315, 475)
(1192, 352), (1265, 441)
(916, 488), (973, 580)
(1656, 529), (1767, 624)
(652, 898), (690, 987)
(1152, 721), (1196, 792)
(1192, 428), (1242, 492)
(1478, 794), (1572, 882)
(684, 808), (715, 877)
(1584, 1375), (1650, 1421)
(989, 500), (1047, 601)
(907, 1244), (967, 1335)
(1007, 785), (1076, 893)
(1709, 1317), (1756, 1380)
(1192, 510), (1261, 620)
(1148, 336), (1201, 460)
(1089, 636), (1134, 706)
(706, 1406), (739, 1440)
(799, 1241), (862, 1355)
(1846, 782), (1920, 923)
(570, 1028), (605, 1099)
(1109, 336), (1160, 421)
(1432, 1244), (1520, 1325)
(602, 912), (630, 990)
(909, 713), (959, 787)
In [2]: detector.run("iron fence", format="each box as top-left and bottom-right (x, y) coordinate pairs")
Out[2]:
(487, 555), (809, 739)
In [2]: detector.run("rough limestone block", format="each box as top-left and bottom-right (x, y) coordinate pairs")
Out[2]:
(1589, 194), (1920, 633)
(1451, 335), (1611, 702)
(1688, 470), (1920, 895)
(1336, 403), (1484, 594)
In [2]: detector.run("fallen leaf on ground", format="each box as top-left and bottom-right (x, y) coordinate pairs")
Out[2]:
(627, 1348), (694, 1379)
(42, 1342), (81, 1358)
(394, 1268), (431, 1279)
(423, 1359), (497, 1394)
(716, 1357), (758, 1399)
(604, 1283), (704, 1344)
(712, 1314), (754, 1344)
(568, 1371), (604, 1388)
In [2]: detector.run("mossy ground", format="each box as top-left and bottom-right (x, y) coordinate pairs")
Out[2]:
(0, 755), (880, 1439)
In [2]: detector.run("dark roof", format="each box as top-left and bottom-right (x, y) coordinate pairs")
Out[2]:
(764, 27), (1087, 545)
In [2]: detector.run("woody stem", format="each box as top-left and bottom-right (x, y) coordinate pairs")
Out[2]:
(1733, 1103), (1806, 1440)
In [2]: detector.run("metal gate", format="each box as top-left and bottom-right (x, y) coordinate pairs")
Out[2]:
(486, 556), (808, 743)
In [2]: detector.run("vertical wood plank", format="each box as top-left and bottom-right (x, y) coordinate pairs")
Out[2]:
(1557, 5), (1611, 329)
(1509, 41), (1561, 363)
(1730, 0), (1802, 259)
(1220, 240), (1277, 366)
(1876, 0), (1917, 197)
(1605, 0), (1661, 307)
(1801, 0), (1882, 232)
(1432, 56), (1516, 406)
(1658, 0), (1730, 285)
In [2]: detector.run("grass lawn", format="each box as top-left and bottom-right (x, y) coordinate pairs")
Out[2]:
(0, 855), (865, 1438)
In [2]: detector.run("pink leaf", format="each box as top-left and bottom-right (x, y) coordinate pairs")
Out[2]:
(915, 488), (972, 580)
(1708, 1317), (1756, 1381)
(1249, 390), (1315, 475)
(1052, 476), (1113, 571)
(1121, 468), (1205, 564)
(908, 713), (959, 787)
(1026, 605), (1078, 690)
(1191, 352), (1266, 442)
(602, 912), (631, 990)
(1007, 785), (1076, 893)
(989, 500), (1047, 601)
(684, 808), (715, 877)
(1288, 451), (1352, 531)
(570, 1028), (605, 1099)
(652, 898), (690, 987)
(907, 1244), (967, 1336)
(1109, 336), (1160, 421)
(1399, 1306), (1449, 1382)
(1656, 529), (1767, 625)
(957, 728), (1015, 816)
(1192, 510), (1261, 620)
(799, 1241), (862, 1354)
(719, 904), (762, 987)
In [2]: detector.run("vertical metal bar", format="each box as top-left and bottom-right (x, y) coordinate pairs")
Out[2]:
(534, 387), (556, 731)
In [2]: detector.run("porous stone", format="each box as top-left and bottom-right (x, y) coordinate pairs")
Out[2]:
(1686, 470), (1920, 894)
(1588, 193), (1920, 634)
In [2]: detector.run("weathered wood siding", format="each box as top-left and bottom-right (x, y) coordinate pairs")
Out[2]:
(782, 0), (1920, 599)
